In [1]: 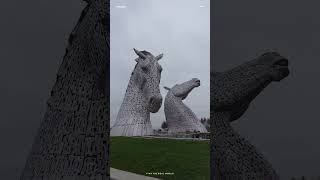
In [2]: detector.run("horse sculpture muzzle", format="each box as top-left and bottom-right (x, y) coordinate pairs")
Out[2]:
(148, 94), (162, 113)
(272, 58), (289, 81)
(193, 78), (201, 87)
(273, 58), (289, 79)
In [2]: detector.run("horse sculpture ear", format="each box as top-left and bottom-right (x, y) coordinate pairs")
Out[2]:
(164, 86), (170, 91)
(156, 53), (163, 61)
(134, 48), (147, 60)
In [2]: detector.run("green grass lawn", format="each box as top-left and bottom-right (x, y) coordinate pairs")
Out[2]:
(110, 137), (210, 180)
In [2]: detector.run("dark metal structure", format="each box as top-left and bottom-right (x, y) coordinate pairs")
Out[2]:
(211, 52), (289, 180)
(21, 0), (110, 179)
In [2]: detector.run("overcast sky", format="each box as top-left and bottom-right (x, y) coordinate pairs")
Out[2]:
(110, 0), (210, 128)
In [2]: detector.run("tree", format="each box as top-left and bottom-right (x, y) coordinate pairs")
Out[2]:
(161, 121), (168, 129)
(200, 117), (211, 132)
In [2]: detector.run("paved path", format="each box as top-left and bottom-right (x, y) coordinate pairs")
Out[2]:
(111, 168), (161, 180)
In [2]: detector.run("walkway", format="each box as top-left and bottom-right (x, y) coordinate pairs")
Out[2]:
(111, 168), (162, 180)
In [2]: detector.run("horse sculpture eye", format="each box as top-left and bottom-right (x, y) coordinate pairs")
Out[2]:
(142, 66), (148, 73)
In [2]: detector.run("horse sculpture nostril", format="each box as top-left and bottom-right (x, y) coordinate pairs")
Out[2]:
(149, 96), (162, 105)
(149, 98), (155, 105)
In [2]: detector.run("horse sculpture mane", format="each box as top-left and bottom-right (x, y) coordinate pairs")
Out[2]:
(164, 78), (208, 133)
(211, 52), (289, 180)
(111, 49), (164, 137)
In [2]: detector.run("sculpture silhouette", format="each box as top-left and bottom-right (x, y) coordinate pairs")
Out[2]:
(111, 49), (164, 137)
(211, 52), (289, 180)
(21, 0), (110, 179)
(164, 78), (207, 133)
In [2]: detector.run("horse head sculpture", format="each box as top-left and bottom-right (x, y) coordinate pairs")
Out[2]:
(164, 78), (207, 133)
(213, 52), (289, 121)
(211, 52), (289, 179)
(111, 49), (164, 136)
(133, 48), (163, 113)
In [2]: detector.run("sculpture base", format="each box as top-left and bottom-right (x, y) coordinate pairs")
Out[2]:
(168, 123), (208, 134)
(168, 127), (207, 134)
(111, 123), (154, 137)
